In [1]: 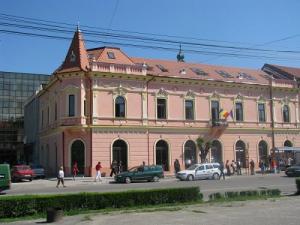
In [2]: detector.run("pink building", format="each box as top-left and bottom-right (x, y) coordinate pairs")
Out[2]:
(35, 29), (300, 176)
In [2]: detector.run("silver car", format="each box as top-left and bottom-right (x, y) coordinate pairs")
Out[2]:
(176, 163), (221, 181)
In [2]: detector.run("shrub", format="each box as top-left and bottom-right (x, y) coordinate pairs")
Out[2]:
(225, 191), (239, 199)
(0, 187), (201, 219)
(296, 178), (300, 195)
(209, 192), (223, 201)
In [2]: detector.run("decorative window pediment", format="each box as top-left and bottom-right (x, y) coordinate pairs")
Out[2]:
(257, 95), (266, 103)
(185, 90), (195, 99)
(281, 96), (290, 105)
(156, 88), (168, 98)
(113, 84), (127, 96)
(210, 91), (220, 100)
(235, 93), (244, 102)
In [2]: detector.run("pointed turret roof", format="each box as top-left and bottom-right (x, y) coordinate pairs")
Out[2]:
(55, 28), (90, 74)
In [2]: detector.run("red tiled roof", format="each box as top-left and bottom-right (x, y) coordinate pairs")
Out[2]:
(55, 29), (90, 74)
(87, 47), (134, 65)
(267, 64), (300, 78)
(131, 57), (269, 85)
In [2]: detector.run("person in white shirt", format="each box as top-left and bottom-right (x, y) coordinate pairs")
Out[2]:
(56, 166), (66, 188)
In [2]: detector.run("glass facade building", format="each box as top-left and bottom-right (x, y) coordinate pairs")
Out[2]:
(0, 71), (50, 165)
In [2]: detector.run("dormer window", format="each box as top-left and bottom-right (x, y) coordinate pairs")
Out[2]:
(70, 51), (76, 62)
(107, 52), (116, 59)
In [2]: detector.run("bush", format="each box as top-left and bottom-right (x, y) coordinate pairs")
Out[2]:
(0, 187), (201, 219)
(296, 178), (300, 195)
(209, 192), (223, 201)
(225, 191), (239, 199)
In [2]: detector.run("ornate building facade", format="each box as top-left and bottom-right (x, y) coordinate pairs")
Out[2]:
(29, 29), (300, 176)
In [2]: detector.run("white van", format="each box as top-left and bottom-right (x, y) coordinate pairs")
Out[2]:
(176, 163), (221, 181)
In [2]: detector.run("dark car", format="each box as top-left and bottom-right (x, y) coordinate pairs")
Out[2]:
(285, 164), (300, 177)
(114, 165), (164, 183)
(11, 165), (34, 182)
(30, 164), (45, 179)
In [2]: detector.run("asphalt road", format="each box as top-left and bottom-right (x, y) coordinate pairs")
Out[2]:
(2, 172), (297, 199)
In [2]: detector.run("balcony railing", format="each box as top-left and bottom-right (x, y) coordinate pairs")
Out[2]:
(211, 119), (228, 127)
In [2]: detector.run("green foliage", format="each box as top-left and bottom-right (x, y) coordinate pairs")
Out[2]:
(296, 178), (300, 195)
(196, 136), (212, 163)
(209, 188), (281, 201)
(0, 187), (201, 219)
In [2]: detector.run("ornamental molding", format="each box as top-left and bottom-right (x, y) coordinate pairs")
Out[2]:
(112, 84), (127, 96)
(280, 96), (290, 105)
(156, 88), (168, 97)
(209, 91), (221, 100)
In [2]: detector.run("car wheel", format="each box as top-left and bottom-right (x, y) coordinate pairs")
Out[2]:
(212, 173), (220, 180)
(152, 176), (159, 182)
(125, 177), (131, 184)
(187, 175), (194, 181)
(29, 178), (32, 182)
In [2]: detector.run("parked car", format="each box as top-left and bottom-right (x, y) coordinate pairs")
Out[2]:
(114, 165), (164, 183)
(11, 165), (34, 182)
(176, 163), (221, 181)
(30, 164), (45, 179)
(0, 164), (11, 193)
(285, 164), (300, 177)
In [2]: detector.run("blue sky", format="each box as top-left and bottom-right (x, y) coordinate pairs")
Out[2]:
(1, 0), (300, 74)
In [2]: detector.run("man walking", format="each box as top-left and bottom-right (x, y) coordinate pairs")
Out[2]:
(56, 166), (66, 188)
(95, 162), (102, 182)
(219, 161), (225, 180)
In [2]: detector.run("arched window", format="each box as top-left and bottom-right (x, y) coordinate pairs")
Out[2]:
(258, 140), (268, 163)
(284, 140), (293, 147)
(283, 105), (290, 123)
(184, 140), (197, 168)
(115, 96), (125, 118)
(235, 140), (246, 168)
(112, 139), (128, 172)
(71, 140), (85, 174)
(211, 140), (222, 163)
(156, 140), (169, 171)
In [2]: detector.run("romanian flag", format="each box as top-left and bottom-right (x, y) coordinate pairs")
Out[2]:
(219, 109), (232, 119)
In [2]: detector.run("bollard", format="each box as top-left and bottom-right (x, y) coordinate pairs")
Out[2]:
(46, 207), (63, 223)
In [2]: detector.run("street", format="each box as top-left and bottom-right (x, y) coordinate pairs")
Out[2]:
(2, 172), (297, 199)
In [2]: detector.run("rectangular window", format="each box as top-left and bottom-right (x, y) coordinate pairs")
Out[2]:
(54, 102), (57, 121)
(84, 100), (87, 117)
(211, 100), (219, 121)
(41, 110), (44, 128)
(157, 98), (167, 119)
(69, 94), (75, 117)
(235, 102), (243, 121)
(47, 107), (50, 125)
(185, 100), (194, 120)
(258, 103), (265, 122)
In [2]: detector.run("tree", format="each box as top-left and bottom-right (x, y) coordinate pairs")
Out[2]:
(196, 137), (212, 163)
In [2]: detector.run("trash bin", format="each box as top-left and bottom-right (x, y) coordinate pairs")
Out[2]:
(47, 207), (63, 223)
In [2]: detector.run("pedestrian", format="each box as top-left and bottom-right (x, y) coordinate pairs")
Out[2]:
(56, 166), (66, 188)
(231, 160), (236, 175)
(94, 161), (102, 182)
(225, 160), (231, 176)
(250, 159), (255, 175)
(186, 159), (192, 168)
(118, 161), (123, 173)
(72, 161), (79, 181)
(219, 161), (225, 180)
(259, 160), (265, 175)
(174, 159), (181, 175)
(110, 160), (118, 177)
(236, 160), (242, 175)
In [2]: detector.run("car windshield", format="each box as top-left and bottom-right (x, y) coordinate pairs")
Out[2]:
(128, 167), (138, 172)
(16, 166), (30, 170)
(186, 165), (198, 170)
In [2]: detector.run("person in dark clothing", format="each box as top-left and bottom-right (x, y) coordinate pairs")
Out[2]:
(110, 160), (118, 177)
(174, 159), (181, 175)
(250, 159), (255, 175)
(225, 160), (231, 176)
(219, 161), (225, 180)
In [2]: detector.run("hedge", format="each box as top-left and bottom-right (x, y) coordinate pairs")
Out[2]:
(209, 189), (281, 201)
(0, 186), (201, 218)
(296, 178), (300, 195)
